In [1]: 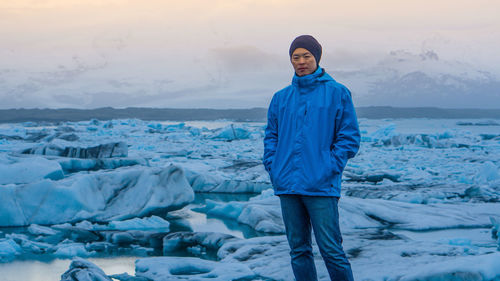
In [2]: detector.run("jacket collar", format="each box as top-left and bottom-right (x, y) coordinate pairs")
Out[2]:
(292, 66), (333, 89)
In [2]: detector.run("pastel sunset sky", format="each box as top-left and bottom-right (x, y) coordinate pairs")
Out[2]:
(1, 0), (499, 108)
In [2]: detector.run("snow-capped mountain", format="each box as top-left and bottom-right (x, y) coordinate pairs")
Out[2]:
(334, 49), (500, 108)
(1, 47), (499, 109)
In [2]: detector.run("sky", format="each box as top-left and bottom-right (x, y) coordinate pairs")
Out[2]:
(1, 0), (499, 109)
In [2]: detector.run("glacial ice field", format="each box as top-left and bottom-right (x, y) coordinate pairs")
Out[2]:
(0, 118), (499, 281)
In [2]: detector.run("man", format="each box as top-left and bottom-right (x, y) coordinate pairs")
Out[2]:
(263, 35), (360, 281)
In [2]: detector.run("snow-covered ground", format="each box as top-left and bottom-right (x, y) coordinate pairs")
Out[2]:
(0, 118), (499, 280)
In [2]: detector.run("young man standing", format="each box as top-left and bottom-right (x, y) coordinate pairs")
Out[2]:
(263, 35), (360, 281)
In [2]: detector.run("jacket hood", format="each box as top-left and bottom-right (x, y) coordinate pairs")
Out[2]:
(292, 66), (335, 89)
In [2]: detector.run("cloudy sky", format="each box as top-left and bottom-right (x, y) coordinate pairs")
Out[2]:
(1, 0), (499, 109)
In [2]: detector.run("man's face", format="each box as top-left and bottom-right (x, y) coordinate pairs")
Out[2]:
(291, 48), (317, 76)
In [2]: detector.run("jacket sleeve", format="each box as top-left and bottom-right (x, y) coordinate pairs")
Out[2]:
(263, 94), (278, 173)
(330, 87), (360, 174)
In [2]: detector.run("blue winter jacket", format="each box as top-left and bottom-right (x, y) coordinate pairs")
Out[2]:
(263, 67), (360, 197)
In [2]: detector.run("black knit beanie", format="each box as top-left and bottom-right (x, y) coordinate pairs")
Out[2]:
(289, 35), (322, 64)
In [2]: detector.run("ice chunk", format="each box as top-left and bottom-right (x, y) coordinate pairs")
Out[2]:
(217, 235), (301, 281)
(109, 273), (150, 281)
(197, 191), (500, 233)
(0, 165), (194, 226)
(110, 232), (135, 245)
(163, 232), (236, 254)
(50, 225), (101, 243)
(165, 123), (185, 132)
(58, 133), (79, 142)
(195, 199), (245, 220)
(187, 171), (270, 193)
(57, 158), (147, 173)
(135, 257), (255, 281)
(339, 197), (500, 231)
(398, 252), (500, 281)
(367, 123), (397, 142)
(85, 242), (116, 253)
(344, 170), (401, 183)
(27, 224), (58, 236)
(211, 124), (250, 140)
(0, 238), (22, 263)
(475, 161), (500, 184)
(61, 257), (112, 281)
(238, 196), (284, 233)
(74, 220), (95, 230)
(464, 186), (499, 202)
(194, 191), (284, 233)
(107, 216), (170, 231)
(54, 242), (95, 258)
(7, 233), (51, 254)
(22, 141), (128, 158)
(457, 120), (500, 126)
(0, 155), (64, 184)
(491, 217), (499, 250)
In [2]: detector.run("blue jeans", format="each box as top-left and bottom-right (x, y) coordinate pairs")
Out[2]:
(279, 195), (354, 281)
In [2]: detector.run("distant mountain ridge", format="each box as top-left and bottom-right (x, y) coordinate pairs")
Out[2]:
(0, 107), (499, 123)
(334, 49), (500, 109)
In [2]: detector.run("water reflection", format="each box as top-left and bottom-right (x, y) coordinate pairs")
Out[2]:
(0, 192), (268, 280)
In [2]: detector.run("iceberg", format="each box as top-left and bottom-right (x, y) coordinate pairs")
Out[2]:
(0, 239), (22, 263)
(107, 216), (170, 231)
(57, 157), (147, 173)
(217, 235), (307, 281)
(196, 190), (500, 233)
(61, 257), (112, 281)
(194, 190), (284, 233)
(0, 155), (64, 184)
(163, 232), (236, 254)
(186, 169), (271, 193)
(27, 224), (59, 236)
(22, 141), (128, 158)
(0, 165), (194, 226)
(54, 242), (95, 258)
(397, 252), (500, 281)
(211, 124), (251, 141)
(135, 256), (255, 281)
(492, 217), (500, 250)
(2, 118), (500, 279)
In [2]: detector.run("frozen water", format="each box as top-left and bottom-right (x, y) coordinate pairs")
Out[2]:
(54, 242), (95, 258)
(135, 256), (255, 281)
(0, 239), (22, 263)
(107, 216), (170, 231)
(57, 157), (147, 173)
(0, 154), (64, 184)
(0, 257), (137, 281)
(0, 165), (194, 226)
(27, 224), (58, 236)
(22, 141), (128, 158)
(397, 252), (500, 281)
(163, 232), (236, 256)
(61, 257), (112, 281)
(1, 118), (500, 280)
(210, 124), (251, 140)
(194, 191), (284, 233)
(492, 217), (500, 250)
(194, 190), (500, 233)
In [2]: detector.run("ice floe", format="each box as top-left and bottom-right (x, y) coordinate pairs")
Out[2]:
(1, 118), (500, 280)
(61, 257), (112, 281)
(135, 256), (255, 281)
(0, 165), (194, 226)
(22, 141), (128, 158)
(0, 239), (22, 263)
(0, 154), (64, 184)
